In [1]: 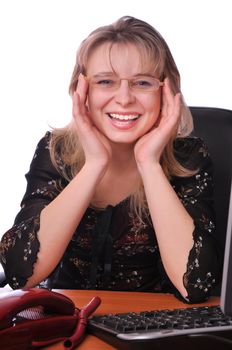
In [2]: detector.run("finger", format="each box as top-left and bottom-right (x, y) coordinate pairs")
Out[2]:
(162, 79), (182, 123)
(162, 78), (175, 116)
(73, 74), (89, 116)
(160, 79), (169, 117)
(169, 93), (182, 136)
(76, 73), (89, 105)
(167, 92), (181, 123)
(72, 91), (81, 120)
(173, 92), (182, 117)
(73, 91), (93, 135)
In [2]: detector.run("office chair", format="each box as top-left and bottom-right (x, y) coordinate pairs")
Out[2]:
(190, 107), (232, 249)
(0, 107), (232, 290)
(190, 106), (232, 295)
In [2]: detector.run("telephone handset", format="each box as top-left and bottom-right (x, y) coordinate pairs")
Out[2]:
(0, 288), (101, 350)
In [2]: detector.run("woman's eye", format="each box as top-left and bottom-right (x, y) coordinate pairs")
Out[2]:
(134, 80), (152, 87)
(96, 79), (114, 86)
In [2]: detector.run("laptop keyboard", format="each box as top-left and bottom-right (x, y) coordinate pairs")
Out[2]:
(88, 305), (232, 349)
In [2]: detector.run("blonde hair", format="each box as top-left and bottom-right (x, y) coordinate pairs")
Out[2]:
(50, 16), (194, 220)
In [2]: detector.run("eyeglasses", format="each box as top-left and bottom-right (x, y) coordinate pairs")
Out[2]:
(86, 75), (164, 93)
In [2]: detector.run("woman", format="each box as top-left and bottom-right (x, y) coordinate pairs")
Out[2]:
(0, 16), (221, 303)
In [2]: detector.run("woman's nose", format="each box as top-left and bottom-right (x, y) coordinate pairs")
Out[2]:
(114, 80), (136, 106)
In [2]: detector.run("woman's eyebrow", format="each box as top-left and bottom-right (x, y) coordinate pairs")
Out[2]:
(91, 72), (115, 78)
(91, 72), (155, 78)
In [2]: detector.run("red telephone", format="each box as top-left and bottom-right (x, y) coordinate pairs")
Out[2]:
(0, 288), (101, 350)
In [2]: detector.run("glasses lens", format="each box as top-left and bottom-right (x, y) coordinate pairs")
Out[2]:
(131, 77), (160, 91)
(91, 77), (118, 89)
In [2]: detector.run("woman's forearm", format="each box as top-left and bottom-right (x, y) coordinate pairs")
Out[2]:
(139, 162), (194, 297)
(25, 162), (107, 287)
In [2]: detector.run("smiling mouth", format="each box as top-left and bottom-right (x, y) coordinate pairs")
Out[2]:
(108, 113), (140, 121)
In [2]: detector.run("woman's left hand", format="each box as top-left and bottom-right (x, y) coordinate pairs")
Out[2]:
(134, 78), (182, 170)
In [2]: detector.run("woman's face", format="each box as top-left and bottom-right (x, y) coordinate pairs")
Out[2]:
(86, 42), (162, 145)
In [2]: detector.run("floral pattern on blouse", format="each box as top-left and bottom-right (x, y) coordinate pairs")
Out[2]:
(0, 132), (221, 303)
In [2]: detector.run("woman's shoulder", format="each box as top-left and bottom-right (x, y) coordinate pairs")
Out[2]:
(37, 131), (52, 146)
(173, 136), (211, 170)
(32, 131), (52, 153)
(29, 131), (54, 170)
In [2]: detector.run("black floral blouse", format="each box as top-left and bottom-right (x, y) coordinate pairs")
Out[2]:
(0, 132), (221, 303)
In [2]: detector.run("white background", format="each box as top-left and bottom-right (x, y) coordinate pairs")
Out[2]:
(0, 0), (231, 237)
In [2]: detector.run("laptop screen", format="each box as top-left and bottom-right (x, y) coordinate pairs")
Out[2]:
(220, 181), (232, 316)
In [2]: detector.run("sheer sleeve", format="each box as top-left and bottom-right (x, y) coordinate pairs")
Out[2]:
(172, 137), (222, 303)
(0, 132), (66, 289)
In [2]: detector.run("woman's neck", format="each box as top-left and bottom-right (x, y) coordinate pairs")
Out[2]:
(109, 141), (137, 170)
(91, 142), (141, 208)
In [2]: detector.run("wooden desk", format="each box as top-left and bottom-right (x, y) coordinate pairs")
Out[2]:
(43, 290), (220, 350)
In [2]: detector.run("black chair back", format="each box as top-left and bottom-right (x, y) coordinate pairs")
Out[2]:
(191, 106), (232, 253)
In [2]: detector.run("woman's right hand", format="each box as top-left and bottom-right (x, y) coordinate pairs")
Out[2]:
(72, 74), (112, 167)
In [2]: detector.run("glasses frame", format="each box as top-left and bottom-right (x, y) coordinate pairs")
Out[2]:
(85, 75), (164, 93)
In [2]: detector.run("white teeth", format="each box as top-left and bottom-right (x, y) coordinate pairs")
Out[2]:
(109, 113), (139, 120)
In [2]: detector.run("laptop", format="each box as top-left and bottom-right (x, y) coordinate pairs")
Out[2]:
(88, 182), (232, 350)
(221, 180), (232, 316)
